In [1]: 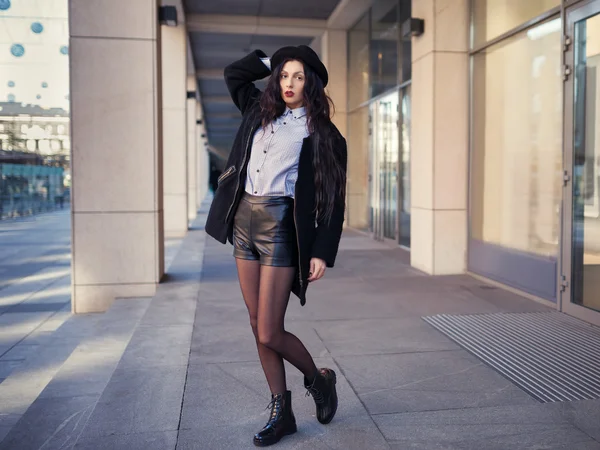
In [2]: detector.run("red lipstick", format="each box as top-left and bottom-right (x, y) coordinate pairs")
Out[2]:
(285, 91), (294, 97)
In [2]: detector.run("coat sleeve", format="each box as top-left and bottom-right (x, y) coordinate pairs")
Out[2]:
(310, 136), (348, 268)
(224, 50), (272, 115)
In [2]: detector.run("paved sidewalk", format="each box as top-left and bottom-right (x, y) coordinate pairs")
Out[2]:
(1, 208), (599, 449)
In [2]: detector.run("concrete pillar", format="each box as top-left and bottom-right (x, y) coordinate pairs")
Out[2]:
(69, 0), (164, 313)
(410, 0), (469, 274)
(186, 76), (198, 221)
(320, 30), (348, 138)
(161, 24), (188, 237)
(197, 103), (209, 204)
(196, 103), (203, 209)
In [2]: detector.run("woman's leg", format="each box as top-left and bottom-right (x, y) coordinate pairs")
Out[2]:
(256, 265), (318, 380)
(235, 258), (287, 394)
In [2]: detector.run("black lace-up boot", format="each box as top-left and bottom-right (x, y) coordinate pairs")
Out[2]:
(253, 390), (297, 447)
(304, 368), (338, 424)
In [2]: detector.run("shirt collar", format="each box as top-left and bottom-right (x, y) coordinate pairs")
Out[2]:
(284, 106), (307, 120)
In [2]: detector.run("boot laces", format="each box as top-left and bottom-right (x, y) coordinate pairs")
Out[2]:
(264, 396), (282, 421)
(305, 383), (325, 404)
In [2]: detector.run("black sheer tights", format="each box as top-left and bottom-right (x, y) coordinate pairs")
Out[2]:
(236, 259), (318, 395)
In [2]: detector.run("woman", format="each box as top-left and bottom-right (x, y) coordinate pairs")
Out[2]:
(205, 45), (347, 447)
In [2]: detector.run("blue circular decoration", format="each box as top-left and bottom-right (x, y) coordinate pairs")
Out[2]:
(0, 0), (11, 11)
(41, 82), (48, 88)
(31, 22), (44, 34)
(10, 44), (25, 57)
(7, 93), (15, 102)
(60, 45), (68, 55)
(7, 81), (14, 87)
(36, 94), (41, 100)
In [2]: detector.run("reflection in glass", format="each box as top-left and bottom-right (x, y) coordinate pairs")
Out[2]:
(472, 0), (560, 47)
(399, 86), (410, 247)
(571, 13), (600, 312)
(398, 0), (411, 83)
(470, 19), (562, 257)
(370, 91), (399, 241)
(0, 0), (70, 219)
(370, 0), (399, 97)
(348, 13), (370, 110)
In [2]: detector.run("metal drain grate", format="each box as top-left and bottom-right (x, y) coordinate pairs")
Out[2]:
(423, 312), (600, 403)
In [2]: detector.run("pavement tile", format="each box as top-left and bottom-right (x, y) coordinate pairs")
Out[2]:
(0, 344), (40, 361)
(37, 341), (127, 399)
(118, 325), (192, 369)
(74, 431), (177, 450)
(141, 297), (197, 326)
(177, 412), (390, 450)
(190, 322), (327, 364)
(0, 341), (79, 414)
(560, 399), (600, 442)
(0, 361), (21, 379)
(387, 440), (600, 450)
(373, 403), (592, 449)
(337, 350), (536, 414)
(312, 317), (459, 356)
(78, 366), (187, 438)
(181, 357), (367, 432)
(0, 395), (96, 450)
(0, 312), (55, 349)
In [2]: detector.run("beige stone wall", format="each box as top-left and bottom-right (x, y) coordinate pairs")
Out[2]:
(69, 0), (164, 313)
(187, 76), (198, 221)
(347, 107), (370, 230)
(410, 0), (469, 274)
(162, 25), (188, 237)
(321, 30), (348, 138)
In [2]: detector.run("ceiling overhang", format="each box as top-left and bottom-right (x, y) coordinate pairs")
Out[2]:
(187, 14), (327, 37)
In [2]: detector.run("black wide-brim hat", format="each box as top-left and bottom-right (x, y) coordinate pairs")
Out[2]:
(271, 45), (328, 87)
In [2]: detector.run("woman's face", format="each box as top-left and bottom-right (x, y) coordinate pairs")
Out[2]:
(279, 59), (305, 110)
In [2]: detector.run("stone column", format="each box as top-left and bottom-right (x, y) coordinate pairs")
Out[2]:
(410, 0), (469, 274)
(69, 0), (164, 313)
(187, 76), (198, 221)
(197, 103), (209, 204)
(161, 24), (188, 237)
(320, 30), (348, 139)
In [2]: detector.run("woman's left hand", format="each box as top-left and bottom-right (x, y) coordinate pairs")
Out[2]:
(308, 258), (326, 282)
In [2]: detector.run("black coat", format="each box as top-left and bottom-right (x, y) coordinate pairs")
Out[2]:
(204, 50), (347, 306)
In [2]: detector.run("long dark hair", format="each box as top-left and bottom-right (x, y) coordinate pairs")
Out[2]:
(258, 58), (345, 224)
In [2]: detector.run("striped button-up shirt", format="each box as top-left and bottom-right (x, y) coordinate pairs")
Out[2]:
(245, 106), (309, 198)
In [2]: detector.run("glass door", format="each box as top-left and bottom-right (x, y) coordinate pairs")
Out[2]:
(369, 91), (400, 241)
(562, 0), (600, 325)
(399, 85), (411, 248)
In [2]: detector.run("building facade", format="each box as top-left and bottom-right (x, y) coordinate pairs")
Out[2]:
(347, 0), (600, 326)
(6, 0), (595, 320)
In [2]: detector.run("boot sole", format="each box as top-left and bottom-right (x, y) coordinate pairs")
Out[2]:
(318, 371), (338, 425)
(253, 423), (297, 447)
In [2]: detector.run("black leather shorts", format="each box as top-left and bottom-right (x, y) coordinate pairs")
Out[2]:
(233, 194), (298, 267)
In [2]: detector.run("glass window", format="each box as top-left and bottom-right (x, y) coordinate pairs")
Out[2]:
(571, 12), (600, 313)
(398, 0), (411, 83)
(470, 18), (562, 257)
(348, 12), (370, 110)
(399, 85), (410, 247)
(0, 0), (70, 219)
(370, 0), (399, 97)
(472, 0), (560, 47)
